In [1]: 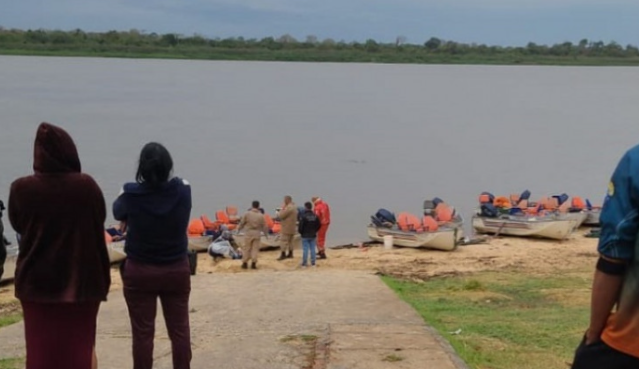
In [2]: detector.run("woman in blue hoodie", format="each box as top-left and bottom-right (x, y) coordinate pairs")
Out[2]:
(114, 142), (192, 369)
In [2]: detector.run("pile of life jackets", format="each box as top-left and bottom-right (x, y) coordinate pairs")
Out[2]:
(370, 198), (456, 233)
(478, 190), (594, 218)
(188, 205), (283, 237)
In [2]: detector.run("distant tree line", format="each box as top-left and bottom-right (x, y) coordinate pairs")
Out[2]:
(1, 27), (638, 64)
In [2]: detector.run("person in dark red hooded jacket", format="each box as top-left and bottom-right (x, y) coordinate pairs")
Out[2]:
(8, 122), (111, 369)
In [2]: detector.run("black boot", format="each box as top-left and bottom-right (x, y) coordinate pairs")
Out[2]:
(287, 251), (293, 259)
(318, 251), (327, 260)
(277, 252), (287, 261)
(251, 262), (257, 270)
(241, 262), (248, 269)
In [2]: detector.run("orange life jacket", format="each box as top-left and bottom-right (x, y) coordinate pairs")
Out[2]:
(226, 206), (240, 224)
(201, 215), (220, 231)
(188, 219), (206, 236)
(104, 231), (113, 244)
(423, 216), (439, 232)
(435, 203), (454, 223)
(493, 196), (511, 208)
(397, 212), (424, 232)
(264, 214), (275, 231)
(572, 196), (586, 210)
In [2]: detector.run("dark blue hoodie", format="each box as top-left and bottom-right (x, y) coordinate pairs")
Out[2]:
(113, 177), (192, 264)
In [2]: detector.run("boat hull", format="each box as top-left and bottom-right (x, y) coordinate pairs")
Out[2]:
(188, 236), (213, 252)
(1, 254), (17, 283)
(367, 226), (461, 251)
(583, 210), (601, 226)
(472, 216), (575, 240)
(564, 212), (588, 230)
(108, 241), (126, 264)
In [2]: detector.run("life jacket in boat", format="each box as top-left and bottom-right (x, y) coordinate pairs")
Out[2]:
(423, 215), (439, 231)
(397, 212), (424, 232)
(571, 196), (586, 211)
(435, 202), (454, 223)
(201, 215), (220, 231)
(493, 196), (511, 208)
(188, 219), (206, 236)
(226, 206), (240, 224)
(264, 214), (277, 234)
(104, 231), (113, 244)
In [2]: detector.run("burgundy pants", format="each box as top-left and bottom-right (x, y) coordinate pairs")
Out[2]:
(21, 301), (100, 369)
(122, 257), (192, 369)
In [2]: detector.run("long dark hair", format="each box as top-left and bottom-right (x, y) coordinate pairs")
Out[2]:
(136, 142), (173, 186)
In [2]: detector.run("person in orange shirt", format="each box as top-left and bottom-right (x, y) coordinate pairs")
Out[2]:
(571, 146), (639, 368)
(311, 197), (330, 259)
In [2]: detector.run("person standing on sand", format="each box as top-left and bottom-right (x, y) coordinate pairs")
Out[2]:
(8, 122), (111, 369)
(238, 201), (269, 270)
(114, 142), (192, 369)
(570, 147), (639, 369)
(298, 202), (321, 268)
(312, 196), (331, 259)
(277, 195), (298, 261)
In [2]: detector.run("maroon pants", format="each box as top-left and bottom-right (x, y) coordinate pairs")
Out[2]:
(122, 257), (192, 369)
(22, 301), (100, 369)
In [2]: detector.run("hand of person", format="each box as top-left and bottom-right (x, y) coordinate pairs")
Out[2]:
(584, 329), (601, 345)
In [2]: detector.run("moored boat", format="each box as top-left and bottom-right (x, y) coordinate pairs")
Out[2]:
(472, 215), (576, 240)
(583, 209), (601, 227)
(107, 241), (126, 264)
(188, 235), (213, 252)
(1, 253), (17, 283)
(367, 199), (464, 251)
(367, 225), (462, 251)
(563, 211), (588, 230)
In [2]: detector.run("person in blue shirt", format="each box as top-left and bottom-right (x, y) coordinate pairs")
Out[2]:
(114, 142), (193, 369)
(571, 146), (639, 368)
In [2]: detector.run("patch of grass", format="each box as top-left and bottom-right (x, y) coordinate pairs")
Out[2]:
(0, 313), (22, 329)
(300, 334), (317, 343)
(0, 357), (25, 369)
(463, 280), (484, 291)
(383, 271), (591, 369)
(382, 354), (404, 362)
(280, 335), (296, 343)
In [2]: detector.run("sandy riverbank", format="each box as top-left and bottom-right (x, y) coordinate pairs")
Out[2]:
(0, 232), (599, 308)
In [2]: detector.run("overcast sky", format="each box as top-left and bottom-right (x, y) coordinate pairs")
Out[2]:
(2, 0), (638, 46)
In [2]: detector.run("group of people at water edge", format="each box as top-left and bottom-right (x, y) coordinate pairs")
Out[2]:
(2, 121), (639, 369)
(0, 122), (332, 369)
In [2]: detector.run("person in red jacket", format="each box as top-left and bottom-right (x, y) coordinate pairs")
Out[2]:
(9, 122), (111, 369)
(312, 196), (331, 259)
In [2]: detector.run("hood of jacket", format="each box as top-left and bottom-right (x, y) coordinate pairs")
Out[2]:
(33, 122), (81, 174)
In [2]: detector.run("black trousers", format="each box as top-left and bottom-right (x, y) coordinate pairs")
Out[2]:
(571, 337), (639, 369)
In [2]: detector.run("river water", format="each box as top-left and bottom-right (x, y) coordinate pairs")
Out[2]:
(1, 56), (639, 250)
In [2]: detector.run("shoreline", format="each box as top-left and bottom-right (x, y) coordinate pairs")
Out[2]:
(2, 49), (639, 67)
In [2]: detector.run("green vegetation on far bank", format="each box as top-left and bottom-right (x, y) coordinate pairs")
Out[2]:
(383, 271), (591, 369)
(2, 28), (639, 66)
